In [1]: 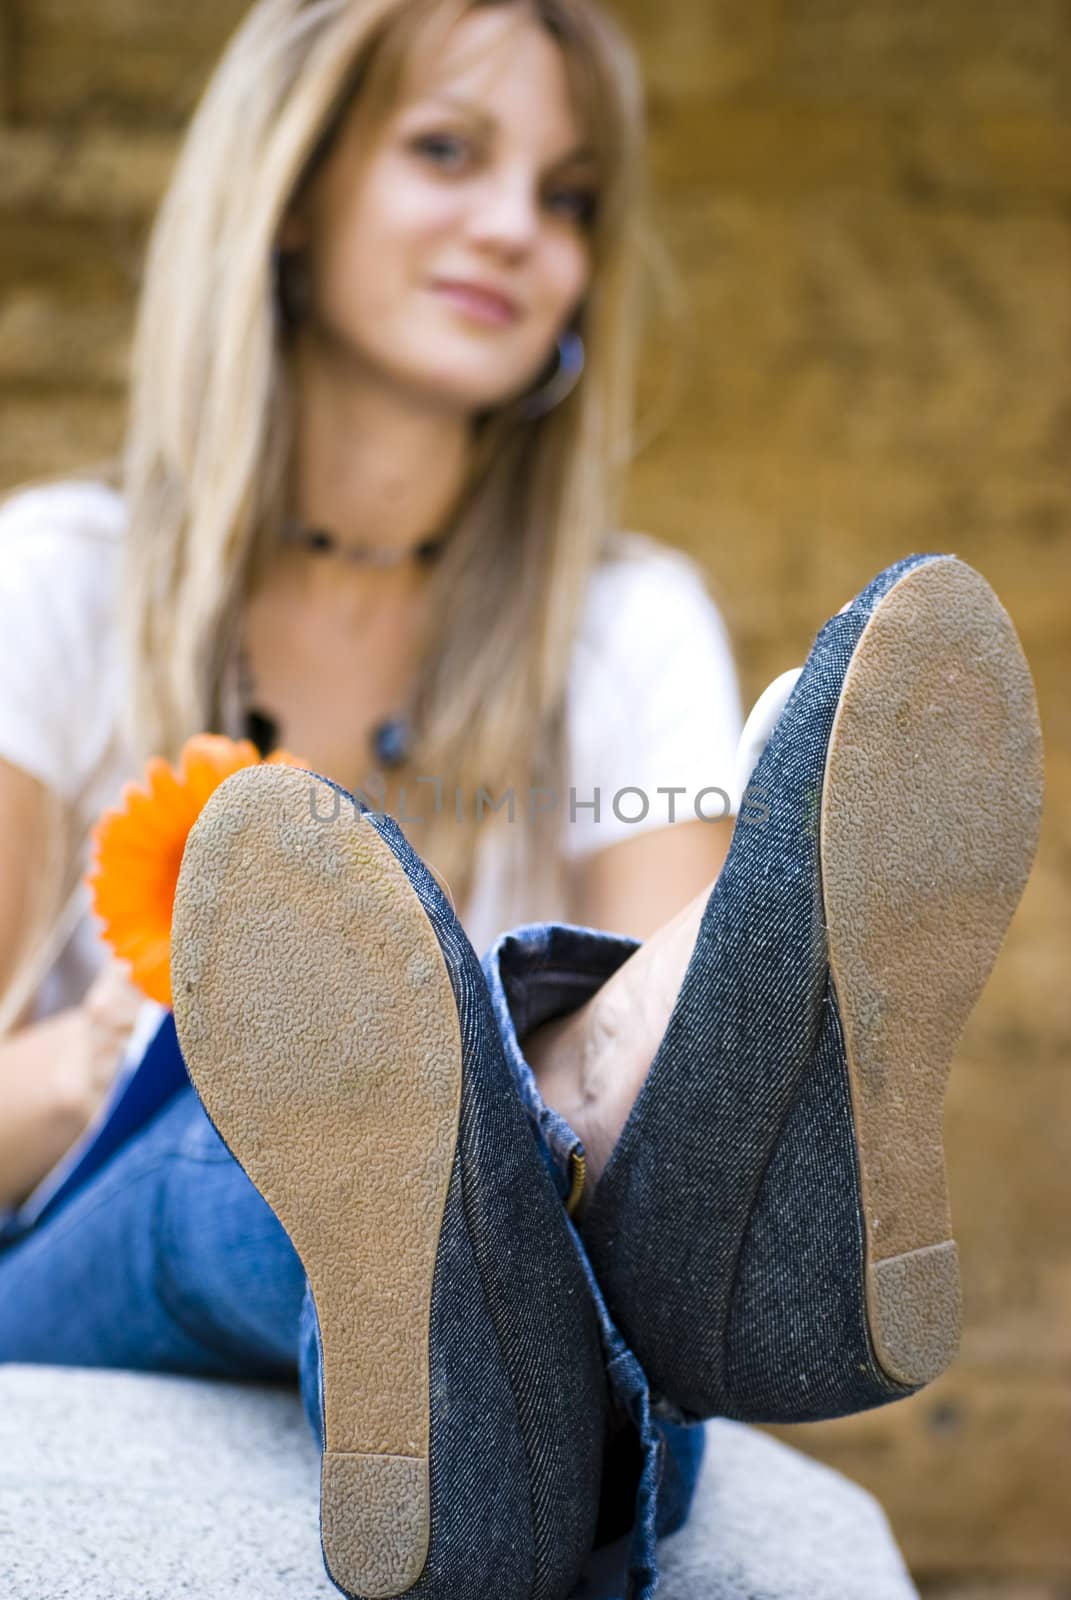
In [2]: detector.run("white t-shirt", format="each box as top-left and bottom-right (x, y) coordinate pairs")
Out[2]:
(0, 481), (742, 1021)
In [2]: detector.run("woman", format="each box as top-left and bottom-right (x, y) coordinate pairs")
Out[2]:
(0, 0), (746, 1594)
(0, 1), (1044, 1596)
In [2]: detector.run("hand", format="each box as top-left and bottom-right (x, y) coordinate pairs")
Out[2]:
(76, 958), (147, 1120)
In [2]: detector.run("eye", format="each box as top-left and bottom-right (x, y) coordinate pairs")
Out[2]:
(411, 132), (470, 168)
(411, 131), (599, 225)
(547, 187), (599, 226)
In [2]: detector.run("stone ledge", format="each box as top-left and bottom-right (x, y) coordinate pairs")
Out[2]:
(0, 1363), (918, 1599)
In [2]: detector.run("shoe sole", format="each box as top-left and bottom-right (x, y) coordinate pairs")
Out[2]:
(171, 765), (462, 1599)
(821, 556), (1043, 1386)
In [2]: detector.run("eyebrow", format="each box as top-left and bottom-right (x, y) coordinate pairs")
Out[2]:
(421, 93), (598, 168)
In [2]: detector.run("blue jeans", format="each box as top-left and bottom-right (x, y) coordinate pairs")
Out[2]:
(0, 936), (704, 1599)
(0, 1087), (307, 1384)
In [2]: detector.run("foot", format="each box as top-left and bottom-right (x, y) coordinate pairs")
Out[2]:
(171, 764), (610, 1600)
(505, 553), (1043, 1423)
(526, 884), (708, 1198)
(527, 665), (805, 1200)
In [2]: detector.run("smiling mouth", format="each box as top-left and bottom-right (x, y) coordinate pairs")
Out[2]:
(432, 283), (520, 326)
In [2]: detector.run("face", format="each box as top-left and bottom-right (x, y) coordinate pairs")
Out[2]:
(281, 6), (600, 414)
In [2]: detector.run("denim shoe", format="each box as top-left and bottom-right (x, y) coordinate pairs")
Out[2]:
(566, 554), (1043, 1424)
(171, 763), (609, 1600)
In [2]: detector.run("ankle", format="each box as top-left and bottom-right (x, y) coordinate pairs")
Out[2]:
(524, 1009), (587, 1127)
(527, 985), (636, 1193)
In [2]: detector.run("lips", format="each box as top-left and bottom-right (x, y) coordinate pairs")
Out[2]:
(433, 279), (521, 324)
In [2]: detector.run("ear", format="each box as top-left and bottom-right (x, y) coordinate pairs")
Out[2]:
(276, 202), (310, 253)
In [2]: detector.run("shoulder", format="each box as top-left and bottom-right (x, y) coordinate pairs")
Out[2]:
(0, 478), (124, 622)
(571, 529), (736, 697)
(0, 476), (125, 693)
(0, 477), (125, 552)
(562, 530), (743, 845)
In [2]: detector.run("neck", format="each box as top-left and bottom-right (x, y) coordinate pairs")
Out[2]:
(288, 333), (473, 559)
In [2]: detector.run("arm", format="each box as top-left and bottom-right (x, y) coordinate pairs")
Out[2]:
(0, 754), (79, 1206)
(0, 1008), (97, 1210)
(0, 757), (142, 1209)
(562, 537), (744, 943)
(0, 486), (143, 1205)
(569, 815), (734, 940)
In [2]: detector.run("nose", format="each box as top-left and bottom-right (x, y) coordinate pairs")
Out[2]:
(466, 167), (542, 257)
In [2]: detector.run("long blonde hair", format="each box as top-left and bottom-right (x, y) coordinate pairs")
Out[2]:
(1, 0), (675, 1033)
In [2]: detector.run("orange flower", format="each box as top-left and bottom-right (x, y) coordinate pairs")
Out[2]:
(87, 734), (307, 1008)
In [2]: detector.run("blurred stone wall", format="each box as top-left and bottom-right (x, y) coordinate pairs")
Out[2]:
(1, 2), (1068, 1594)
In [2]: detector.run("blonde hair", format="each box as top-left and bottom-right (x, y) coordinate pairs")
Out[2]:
(3, 0), (678, 1031)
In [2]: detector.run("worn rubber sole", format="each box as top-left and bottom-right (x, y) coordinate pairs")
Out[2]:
(171, 765), (462, 1600)
(821, 556), (1043, 1387)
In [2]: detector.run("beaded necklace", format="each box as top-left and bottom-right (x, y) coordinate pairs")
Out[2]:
(238, 522), (447, 768)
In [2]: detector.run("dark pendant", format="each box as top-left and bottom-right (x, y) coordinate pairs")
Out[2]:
(243, 696), (410, 773)
(244, 707), (279, 758)
(372, 717), (411, 769)
(415, 535), (447, 565)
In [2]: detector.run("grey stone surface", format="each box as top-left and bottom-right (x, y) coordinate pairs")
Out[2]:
(0, 1365), (918, 1599)
(658, 1418), (919, 1599)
